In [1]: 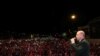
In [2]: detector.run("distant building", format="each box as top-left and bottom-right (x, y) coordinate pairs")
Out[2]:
(78, 17), (100, 38)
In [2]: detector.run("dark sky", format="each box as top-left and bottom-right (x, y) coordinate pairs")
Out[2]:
(0, 0), (100, 33)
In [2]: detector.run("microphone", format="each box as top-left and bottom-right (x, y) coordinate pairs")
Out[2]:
(70, 37), (78, 44)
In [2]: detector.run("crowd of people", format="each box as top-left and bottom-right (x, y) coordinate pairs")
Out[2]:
(0, 38), (99, 56)
(90, 40), (100, 56)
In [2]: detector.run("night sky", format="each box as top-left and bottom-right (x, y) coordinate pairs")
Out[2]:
(0, 0), (100, 33)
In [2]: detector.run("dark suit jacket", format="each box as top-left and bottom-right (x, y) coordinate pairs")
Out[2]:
(71, 39), (89, 56)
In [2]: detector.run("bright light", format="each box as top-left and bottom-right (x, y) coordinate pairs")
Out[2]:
(71, 15), (76, 19)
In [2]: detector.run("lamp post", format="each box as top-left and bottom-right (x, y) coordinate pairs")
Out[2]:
(70, 14), (77, 37)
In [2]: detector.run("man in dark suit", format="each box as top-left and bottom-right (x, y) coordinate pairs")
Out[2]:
(70, 30), (89, 56)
